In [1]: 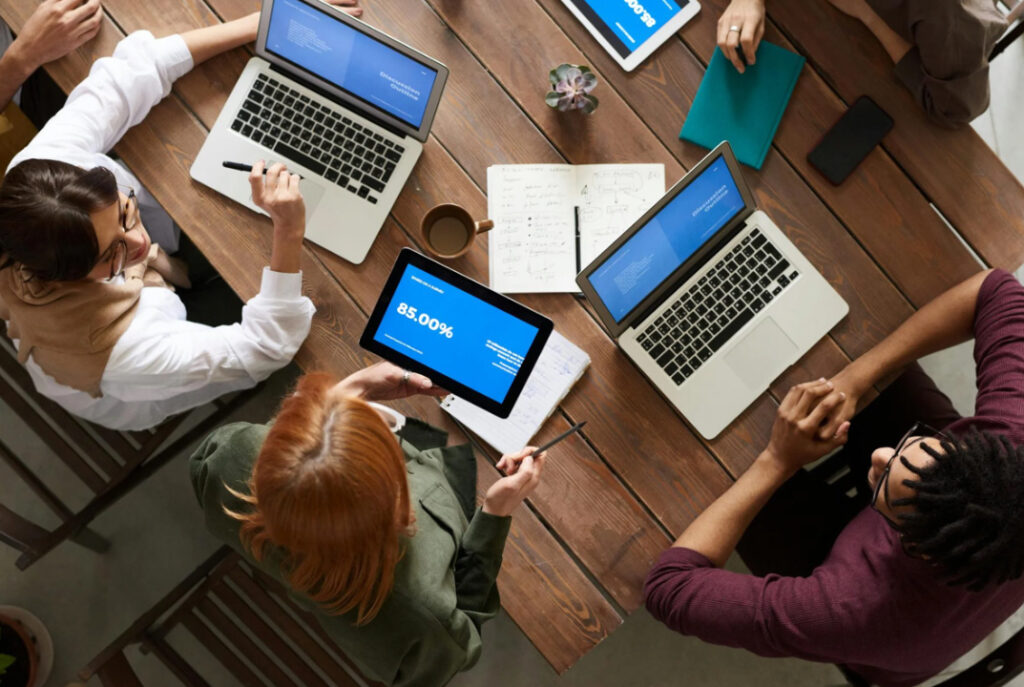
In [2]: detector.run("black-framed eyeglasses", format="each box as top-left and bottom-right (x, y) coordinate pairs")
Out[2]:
(106, 188), (138, 279)
(871, 421), (952, 534)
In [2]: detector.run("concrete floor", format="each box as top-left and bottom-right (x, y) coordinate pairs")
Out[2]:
(1, 32), (1023, 687)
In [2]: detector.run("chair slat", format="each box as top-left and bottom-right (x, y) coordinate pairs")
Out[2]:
(94, 650), (143, 687)
(227, 567), (360, 687)
(212, 579), (330, 687)
(196, 593), (296, 687)
(181, 610), (266, 687)
(0, 504), (47, 550)
(147, 636), (213, 687)
(0, 437), (72, 520)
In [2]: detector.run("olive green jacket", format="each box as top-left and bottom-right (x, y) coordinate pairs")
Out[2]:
(189, 419), (511, 687)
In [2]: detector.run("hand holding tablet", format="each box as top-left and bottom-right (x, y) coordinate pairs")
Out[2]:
(360, 250), (553, 418)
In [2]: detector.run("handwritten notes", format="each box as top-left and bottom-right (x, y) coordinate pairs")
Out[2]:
(488, 164), (664, 293)
(441, 331), (590, 454)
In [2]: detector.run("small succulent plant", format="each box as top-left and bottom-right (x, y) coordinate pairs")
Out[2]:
(546, 64), (599, 114)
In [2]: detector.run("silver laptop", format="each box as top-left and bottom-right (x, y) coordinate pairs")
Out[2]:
(577, 142), (849, 439)
(191, 0), (448, 264)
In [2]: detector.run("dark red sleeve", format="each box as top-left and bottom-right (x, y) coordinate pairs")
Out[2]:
(643, 547), (864, 663)
(948, 270), (1024, 442)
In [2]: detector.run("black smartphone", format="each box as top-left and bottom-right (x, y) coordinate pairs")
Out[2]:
(808, 96), (894, 185)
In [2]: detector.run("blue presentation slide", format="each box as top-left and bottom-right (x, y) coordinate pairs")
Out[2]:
(590, 157), (746, 322)
(576, 0), (684, 55)
(374, 265), (540, 402)
(266, 0), (438, 127)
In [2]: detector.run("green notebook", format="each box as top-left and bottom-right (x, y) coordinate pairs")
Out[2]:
(680, 41), (805, 169)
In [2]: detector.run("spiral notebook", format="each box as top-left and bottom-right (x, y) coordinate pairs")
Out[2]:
(679, 41), (805, 169)
(441, 330), (590, 454)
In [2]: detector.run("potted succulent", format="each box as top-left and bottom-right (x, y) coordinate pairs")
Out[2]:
(0, 612), (37, 687)
(545, 64), (599, 114)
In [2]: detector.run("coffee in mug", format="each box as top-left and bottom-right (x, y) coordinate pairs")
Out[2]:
(421, 204), (493, 259)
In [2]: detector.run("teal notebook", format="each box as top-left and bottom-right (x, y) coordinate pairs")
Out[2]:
(680, 41), (805, 169)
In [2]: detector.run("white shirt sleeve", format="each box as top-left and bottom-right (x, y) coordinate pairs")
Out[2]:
(101, 268), (315, 410)
(9, 31), (193, 168)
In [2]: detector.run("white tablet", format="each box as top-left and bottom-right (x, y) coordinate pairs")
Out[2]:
(561, 0), (701, 72)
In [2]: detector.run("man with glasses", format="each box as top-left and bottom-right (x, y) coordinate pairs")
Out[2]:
(645, 268), (1024, 686)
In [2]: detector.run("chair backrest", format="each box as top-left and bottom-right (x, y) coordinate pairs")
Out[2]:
(81, 546), (383, 687)
(0, 327), (253, 569)
(990, 0), (1024, 60)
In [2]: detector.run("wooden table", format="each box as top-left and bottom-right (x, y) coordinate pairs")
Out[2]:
(3, 0), (1023, 674)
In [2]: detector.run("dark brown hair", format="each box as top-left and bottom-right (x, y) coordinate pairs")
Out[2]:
(0, 159), (119, 281)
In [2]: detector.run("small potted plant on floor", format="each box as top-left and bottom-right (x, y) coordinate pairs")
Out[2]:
(545, 63), (599, 114)
(0, 612), (38, 687)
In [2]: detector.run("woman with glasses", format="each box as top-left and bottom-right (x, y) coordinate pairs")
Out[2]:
(645, 269), (1024, 686)
(191, 363), (547, 687)
(0, 1), (361, 431)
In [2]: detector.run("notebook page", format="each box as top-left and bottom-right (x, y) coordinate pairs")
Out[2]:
(441, 331), (590, 455)
(488, 165), (578, 293)
(576, 164), (665, 267)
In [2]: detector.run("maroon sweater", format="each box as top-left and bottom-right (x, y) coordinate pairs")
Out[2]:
(644, 270), (1024, 687)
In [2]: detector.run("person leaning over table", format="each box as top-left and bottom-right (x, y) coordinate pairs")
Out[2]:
(717, 0), (1008, 127)
(191, 363), (547, 687)
(645, 269), (1024, 687)
(0, 2), (359, 432)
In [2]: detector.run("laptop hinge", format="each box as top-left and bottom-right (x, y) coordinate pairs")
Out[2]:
(269, 64), (408, 139)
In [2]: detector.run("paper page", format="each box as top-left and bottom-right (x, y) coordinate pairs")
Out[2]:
(487, 165), (579, 293)
(441, 331), (590, 455)
(576, 164), (665, 267)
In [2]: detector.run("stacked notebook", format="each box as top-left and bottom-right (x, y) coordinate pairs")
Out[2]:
(680, 40), (805, 169)
(442, 331), (590, 454)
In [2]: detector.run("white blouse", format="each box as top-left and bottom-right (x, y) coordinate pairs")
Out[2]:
(5, 31), (316, 431)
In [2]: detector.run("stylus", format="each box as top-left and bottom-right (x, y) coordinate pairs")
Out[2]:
(222, 161), (304, 179)
(531, 421), (586, 457)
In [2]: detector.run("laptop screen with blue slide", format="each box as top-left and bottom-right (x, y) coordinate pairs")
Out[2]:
(361, 251), (552, 418)
(588, 155), (746, 323)
(265, 0), (439, 128)
(563, 0), (692, 58)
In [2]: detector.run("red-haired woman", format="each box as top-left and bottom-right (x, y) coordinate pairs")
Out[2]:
(190, 363), (547, 686)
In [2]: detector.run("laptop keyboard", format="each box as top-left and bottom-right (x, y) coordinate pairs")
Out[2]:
(636, 229), (800, 386)
(230, 73), (406, 205)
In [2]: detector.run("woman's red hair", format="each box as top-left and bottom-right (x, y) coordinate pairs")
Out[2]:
(225, 372), (412, 625)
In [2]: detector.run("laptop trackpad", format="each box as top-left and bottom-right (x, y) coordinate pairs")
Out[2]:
(725, 317), (798, 391)
(296, 178), (326, 215)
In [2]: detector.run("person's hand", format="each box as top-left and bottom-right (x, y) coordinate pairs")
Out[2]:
(818, 363), (870, 440)
(825, 0), (872, 23)
(250, 160), (305, 234)
(149, 247), (192, 289)
(764, 379), (851, 473)
(332, 362), (447, 401)
(319, 0), (362, 17)
(484, 447), (546, 517)
(717, 0), (765, 74)
(8, 0), (103, 72)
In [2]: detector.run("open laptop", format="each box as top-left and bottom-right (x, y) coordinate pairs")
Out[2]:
(577, 142), (849, 439)
(190, 0), (449, 264)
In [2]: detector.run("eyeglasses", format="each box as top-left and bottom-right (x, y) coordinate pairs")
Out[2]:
(106, 188), (139, 279)
(871, 421), (951, 533)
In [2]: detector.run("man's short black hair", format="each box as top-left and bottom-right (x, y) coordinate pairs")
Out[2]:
(894, 428), (1024, 591)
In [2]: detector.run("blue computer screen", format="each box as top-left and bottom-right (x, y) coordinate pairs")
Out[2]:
(589, 156), (746, 322)
(266, 0), (438, 128)
(373, 264), (541, 403)
(565, 0), (687, 57)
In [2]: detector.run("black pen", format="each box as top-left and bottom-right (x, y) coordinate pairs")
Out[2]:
(531, 421), (586, 457)
(222, 161), (304, 179)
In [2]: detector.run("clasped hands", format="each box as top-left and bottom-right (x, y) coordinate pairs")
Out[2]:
(762, 366), (868, 475)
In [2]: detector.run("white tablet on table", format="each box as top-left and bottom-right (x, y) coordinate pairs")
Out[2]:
(561, 0), (701, 72)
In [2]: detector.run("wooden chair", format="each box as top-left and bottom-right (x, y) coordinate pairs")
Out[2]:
(80, 546), (382, 687)
(0, 328), (258, 570)
(991, 0), (1024, 60)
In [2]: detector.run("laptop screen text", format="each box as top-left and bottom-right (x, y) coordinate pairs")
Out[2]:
(589, 156), (746, 323)
(266, 0), (438, 128)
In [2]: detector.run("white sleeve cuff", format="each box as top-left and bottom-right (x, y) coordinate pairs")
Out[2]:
(259, 267), (304, 299)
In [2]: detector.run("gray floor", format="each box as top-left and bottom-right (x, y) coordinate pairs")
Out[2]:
(3, 35), (1023, 687)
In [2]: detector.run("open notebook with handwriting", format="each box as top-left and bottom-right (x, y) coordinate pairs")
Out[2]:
(441, 330), (590, 454)
(487, 164), (664, 293)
